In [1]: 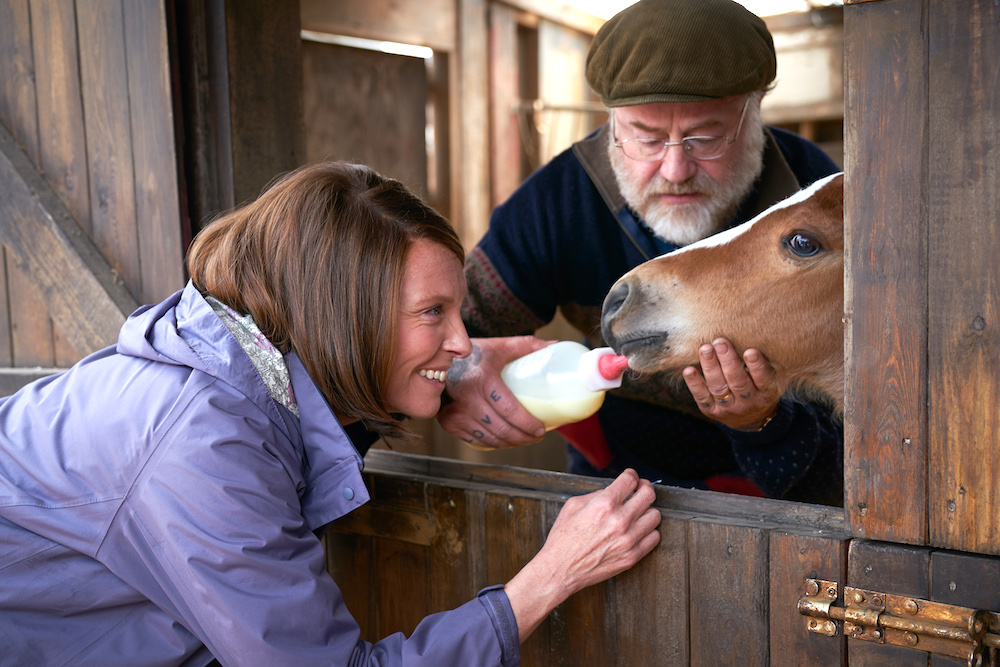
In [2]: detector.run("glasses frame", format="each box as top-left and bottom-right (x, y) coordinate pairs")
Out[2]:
(612, 96), (751, 162)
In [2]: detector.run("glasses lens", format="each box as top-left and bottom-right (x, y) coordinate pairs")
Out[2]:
(622, 138), (666, 161)
(684, 136), (728, 159)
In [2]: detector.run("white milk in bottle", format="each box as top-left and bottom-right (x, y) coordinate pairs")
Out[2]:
(500, 341), (630, 430)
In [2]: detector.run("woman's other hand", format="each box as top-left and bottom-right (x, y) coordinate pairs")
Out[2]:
(503, 469), (661, 641)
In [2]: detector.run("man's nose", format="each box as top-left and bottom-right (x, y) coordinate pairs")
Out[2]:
(657, 143), (699, 183)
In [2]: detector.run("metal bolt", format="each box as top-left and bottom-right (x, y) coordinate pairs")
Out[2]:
(827, 586), (837, 598)
(873, 629), (883, 641)
(904, 599), (919, 615)
(854, 592), (865, 604)
(809, 620), (817, 629)
(805, 580), (820, 596)
(949, 500), (957, 512)
(872, 596), (883, 608)
(950, 581), (957, 592)
(904, 631), (918, 646)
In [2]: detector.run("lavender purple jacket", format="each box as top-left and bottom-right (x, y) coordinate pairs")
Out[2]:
(0, 282), (518, 666)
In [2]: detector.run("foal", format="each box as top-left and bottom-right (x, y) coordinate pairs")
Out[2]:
(601, 172), (845, 415)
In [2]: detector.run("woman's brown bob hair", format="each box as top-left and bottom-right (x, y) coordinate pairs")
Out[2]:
(186, 161), (465, 441)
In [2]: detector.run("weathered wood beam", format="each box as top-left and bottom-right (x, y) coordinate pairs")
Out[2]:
(0, 122), (139, 355)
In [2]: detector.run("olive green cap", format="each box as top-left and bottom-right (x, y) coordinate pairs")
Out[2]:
(586, 0), (776, 107)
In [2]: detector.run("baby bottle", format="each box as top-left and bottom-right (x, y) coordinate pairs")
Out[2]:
(500, 341), (630, 430)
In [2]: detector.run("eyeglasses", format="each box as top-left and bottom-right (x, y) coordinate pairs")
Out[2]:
(612, 96), (750, 162)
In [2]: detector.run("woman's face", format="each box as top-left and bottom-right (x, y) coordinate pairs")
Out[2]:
(385, 239), (472, 419)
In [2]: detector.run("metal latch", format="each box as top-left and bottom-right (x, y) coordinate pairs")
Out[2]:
(798, 579), (1000, 667)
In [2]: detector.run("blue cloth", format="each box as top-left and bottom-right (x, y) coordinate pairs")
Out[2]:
(0, 282), (519, 667)
(463, 124), (843, 504)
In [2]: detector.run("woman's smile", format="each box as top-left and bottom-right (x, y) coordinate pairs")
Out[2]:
(385, 239), (472, 418)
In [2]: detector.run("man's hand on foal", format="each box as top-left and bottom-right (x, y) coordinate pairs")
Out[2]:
(681, 337), (782, 431)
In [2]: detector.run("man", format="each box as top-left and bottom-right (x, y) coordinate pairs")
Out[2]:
(438, 0), (843, 505)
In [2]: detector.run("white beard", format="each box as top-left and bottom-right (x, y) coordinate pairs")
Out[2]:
(609, 108), (767, 247)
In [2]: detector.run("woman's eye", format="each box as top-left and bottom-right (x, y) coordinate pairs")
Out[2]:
(782, 232), (822, 257)
(426, 306), (442, 316)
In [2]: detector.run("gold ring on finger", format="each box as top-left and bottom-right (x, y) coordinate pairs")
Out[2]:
(713, 391), (732, 403)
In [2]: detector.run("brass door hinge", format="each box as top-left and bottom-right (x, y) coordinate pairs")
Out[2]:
(799, 579), (1000, 667)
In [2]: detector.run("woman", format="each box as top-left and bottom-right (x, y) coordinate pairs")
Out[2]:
(0, 162), (661, 666)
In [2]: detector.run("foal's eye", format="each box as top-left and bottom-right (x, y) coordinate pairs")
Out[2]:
(782, 232), (822, 257)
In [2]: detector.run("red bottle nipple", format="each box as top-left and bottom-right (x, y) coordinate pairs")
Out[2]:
(597, 354), (630, 380)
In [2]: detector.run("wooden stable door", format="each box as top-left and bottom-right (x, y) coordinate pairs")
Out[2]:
(326, 1), (1000, 665)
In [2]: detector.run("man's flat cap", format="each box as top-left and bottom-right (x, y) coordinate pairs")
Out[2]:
(586, 0), (776, 107)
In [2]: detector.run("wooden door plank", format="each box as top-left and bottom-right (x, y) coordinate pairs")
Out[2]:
(689, 520), (769, 666)
(77, 0), (142, 297)
(0, 0), (59, 367)
(769, 529), (848, 665)
(0, 123), (139, 353)
(453, 0), (491, 249)
(482, 491), (553, 664)
(30, 0), (90, 366)
(426, 485), (475, 615)
(123, 0), (185, 304)
(223, 0), (305, 207)
(29, 0), (90, 234)
(843, 0), (929, 545)
(614, 514), (689, 666)
(848, 539), (931, 666)
(488, 3), (522, 208)
(929, 549), (1000, 666)
(926, 0), (1000, 555)
(300, 40), (428, 198)
(0, 0), (39, 163)
(324, 530), (377, 638)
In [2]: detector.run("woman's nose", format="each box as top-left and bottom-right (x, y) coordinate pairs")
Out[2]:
(445, 314), (473, 359)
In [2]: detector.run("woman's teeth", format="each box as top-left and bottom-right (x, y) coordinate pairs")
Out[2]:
(418, 369), (447, 382)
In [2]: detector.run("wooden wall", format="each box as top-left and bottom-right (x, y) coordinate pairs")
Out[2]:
(325, 451), (851, 666)
(0, 0), (182, 377)
(844, 0), (1000, 556)
(0, 0), (306, 397)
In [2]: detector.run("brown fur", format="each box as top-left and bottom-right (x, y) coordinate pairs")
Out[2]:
(601, 174), (845, 415)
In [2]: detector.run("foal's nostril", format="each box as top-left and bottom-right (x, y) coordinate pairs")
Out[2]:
(602, 282), (630, 320)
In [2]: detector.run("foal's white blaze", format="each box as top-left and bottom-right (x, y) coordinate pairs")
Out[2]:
(663, 171), (843, 256)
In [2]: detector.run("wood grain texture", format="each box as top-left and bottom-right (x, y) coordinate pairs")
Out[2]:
(769, 529), (847, 665)
(613, 514), (690, 666)
(31, 0), (90, 366)
(926, 0), (1000, 555)
(848, 539), (931, 666)
(929, 549), (1000, 666)
(488, 3), (522, 208)
(0, 0), (57, 367)
(123, 0), (185, 304)
(77, 0), (142, 297)
(300, 41), (428, 198)
(453, 0), (491, 250)
(324, 452), (851, 665)
(843, 0), (929, 545)
(0, 123), (139, 353)
(224, 0), (305, 207)
(689, 520), (769, 667)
